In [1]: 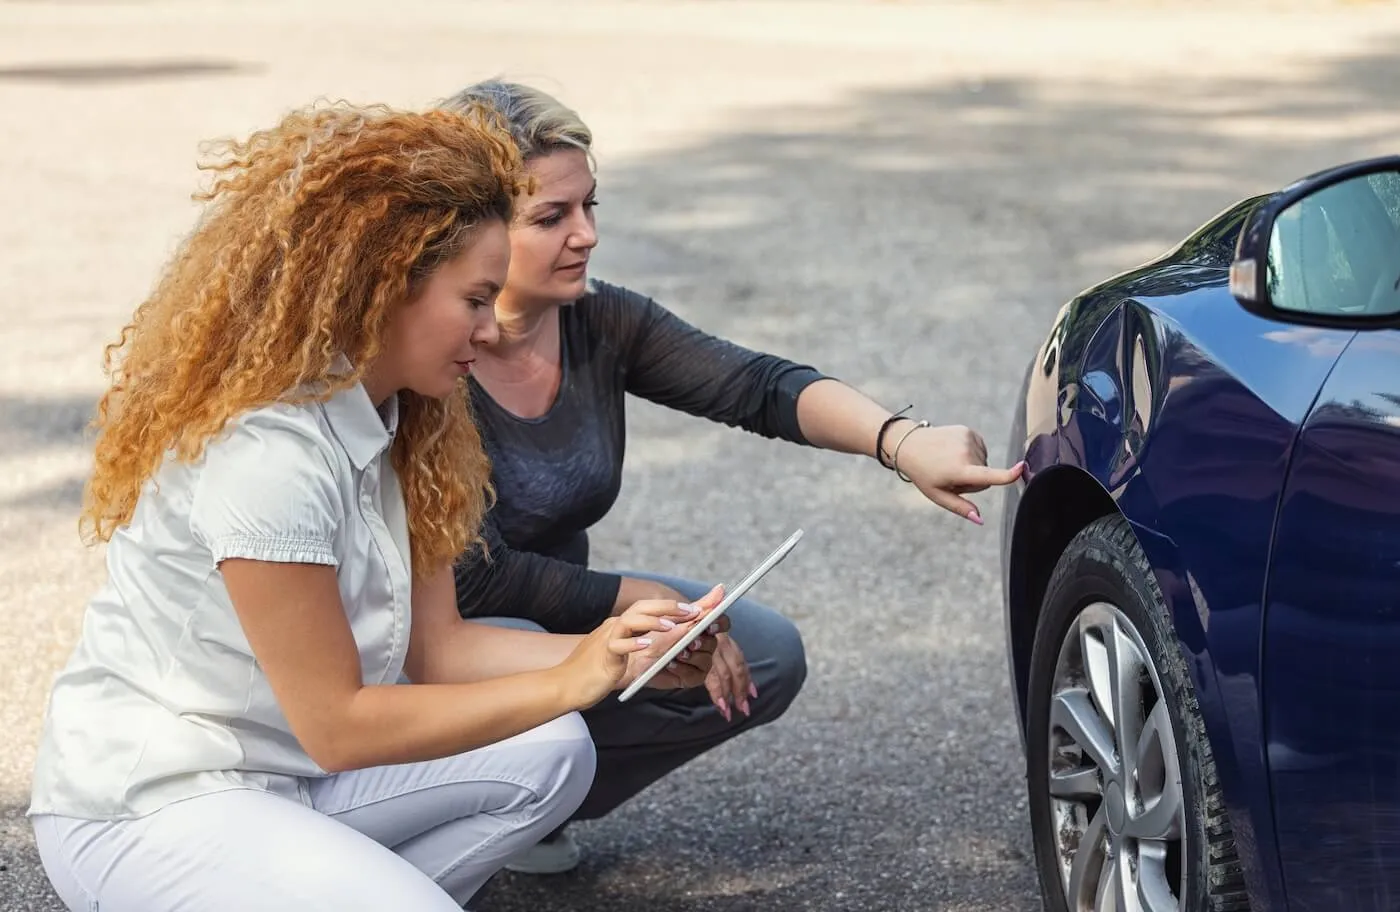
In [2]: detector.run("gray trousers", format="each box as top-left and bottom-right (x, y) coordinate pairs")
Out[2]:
(482, 572), (808, 822)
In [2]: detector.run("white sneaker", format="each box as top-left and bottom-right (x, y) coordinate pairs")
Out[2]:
(504, 829), (581, 874)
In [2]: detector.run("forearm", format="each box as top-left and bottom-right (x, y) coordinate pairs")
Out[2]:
(413, 619), (584, 684)
(328, 671), (577, 772)
(611, 575), (687, 616)
(455, 544), (620, 635)
(794, 378), (912, 461)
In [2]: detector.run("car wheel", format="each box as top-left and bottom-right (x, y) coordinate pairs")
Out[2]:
(1024, 514), (1249, 911)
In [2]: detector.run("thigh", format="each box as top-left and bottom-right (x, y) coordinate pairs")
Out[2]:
(307, 711), (594, 848)
(31, 791), (462, 912)
(467, 616), (546, 633)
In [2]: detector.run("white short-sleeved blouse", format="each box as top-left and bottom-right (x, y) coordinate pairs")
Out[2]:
(28, 380), (413, 821)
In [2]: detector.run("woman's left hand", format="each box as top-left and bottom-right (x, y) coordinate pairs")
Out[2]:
(704, 633), (754, 723)
(617, 586), (730, 691)
(889, 423), (1025, 524)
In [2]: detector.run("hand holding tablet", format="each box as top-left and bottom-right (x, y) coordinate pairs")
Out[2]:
(617, 529), (804, 703)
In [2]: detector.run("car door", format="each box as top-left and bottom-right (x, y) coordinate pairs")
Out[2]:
(1259, 168), (1400, 912)
(1261, 332), (1400, 912)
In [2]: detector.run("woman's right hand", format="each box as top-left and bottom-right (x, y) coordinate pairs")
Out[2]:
(559, 596), (713, 710)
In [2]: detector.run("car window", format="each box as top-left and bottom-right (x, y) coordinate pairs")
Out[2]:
(1267, 172), (1400, 317)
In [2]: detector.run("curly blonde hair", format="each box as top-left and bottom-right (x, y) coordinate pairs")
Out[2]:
(81, 100), (528, 577)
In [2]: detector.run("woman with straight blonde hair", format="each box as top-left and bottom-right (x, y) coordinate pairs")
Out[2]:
(440, 79), (1024, 874)
(27, 99), (722, 911)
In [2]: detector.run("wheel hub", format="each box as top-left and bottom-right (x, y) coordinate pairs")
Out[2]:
(1104, 780), (1128, 836)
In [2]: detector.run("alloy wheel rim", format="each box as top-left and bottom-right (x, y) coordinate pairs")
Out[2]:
(1046, 601), (1186, 912)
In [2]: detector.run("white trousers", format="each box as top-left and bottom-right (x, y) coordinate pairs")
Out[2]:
(31, 713), (595, 911)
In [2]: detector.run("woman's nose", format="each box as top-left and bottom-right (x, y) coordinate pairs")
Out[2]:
(570, 215), (598, 251)
(474, 311), (501, 346)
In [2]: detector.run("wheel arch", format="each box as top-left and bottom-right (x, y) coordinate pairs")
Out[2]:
(1005, 464), (1118, 737)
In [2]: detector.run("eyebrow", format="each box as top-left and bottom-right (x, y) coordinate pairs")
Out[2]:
(530, 180), (599, 213)
(467, 280), (502, 295)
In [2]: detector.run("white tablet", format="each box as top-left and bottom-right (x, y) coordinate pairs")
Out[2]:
(617, 529), (804, 703)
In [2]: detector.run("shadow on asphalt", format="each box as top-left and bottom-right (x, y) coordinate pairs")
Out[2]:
(0, 802), (46, 911)
(0, 393), (96, 512)
(0, 59), (258, 85)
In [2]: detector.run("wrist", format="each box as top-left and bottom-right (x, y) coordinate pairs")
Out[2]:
(541, 662), (593, 713)
(889, 419), (931, 481)
(874, 417), (915, 465)
(613, 577), (685, 615)
(873, 405), (913, 467)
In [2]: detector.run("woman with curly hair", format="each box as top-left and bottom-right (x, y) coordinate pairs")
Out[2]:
(26, 101), (722, 911)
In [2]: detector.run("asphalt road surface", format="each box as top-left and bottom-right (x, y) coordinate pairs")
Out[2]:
(4, 1), (1399, 909)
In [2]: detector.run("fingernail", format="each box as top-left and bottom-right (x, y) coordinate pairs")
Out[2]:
(658, 617), (676, 630)
(667, 661), (678, 671)
(738, 699), (751, 716)
(678, 602), (699, 616)
(637, 637), (652, 647)
(708, 623), (720, 634)
(717, 698), (730, 720)
(967, 511), (983, 526)
(749, 682), (758, 699)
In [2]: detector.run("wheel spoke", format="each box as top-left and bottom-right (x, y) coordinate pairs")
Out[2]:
(1128, 785), (1183, 841)
(1137, 841), (1181, 912)
(1067, 805), (1109, 908)
(1109, 619), (1148, 776)
(1095, 848), (1117, 912)
(1128, 701), (1183, 841)
(1082, 616), (1147, 776)
(1115, 848), (1140, 912)
(1049, 765), (1103, 802)
(1052, 689), (1120, 777)
(1082, 622), (1116, 727)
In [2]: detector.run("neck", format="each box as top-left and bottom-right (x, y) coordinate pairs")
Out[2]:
(488, 293), (560, 356)
(360, 370), (395, 409)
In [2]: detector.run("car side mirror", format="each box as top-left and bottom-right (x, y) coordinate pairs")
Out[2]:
(1230, 155), (1400, 330)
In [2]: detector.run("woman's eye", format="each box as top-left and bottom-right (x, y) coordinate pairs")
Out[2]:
(536, 212), (564, 227)
(584, 196), (599, 209)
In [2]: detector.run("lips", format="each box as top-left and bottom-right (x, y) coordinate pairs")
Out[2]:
(557, 261), (588, 272)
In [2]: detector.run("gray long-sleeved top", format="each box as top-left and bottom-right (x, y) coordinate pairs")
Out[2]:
(452, 279), (826, 633)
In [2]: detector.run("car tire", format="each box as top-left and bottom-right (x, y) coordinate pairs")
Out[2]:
(1024, 514), (1249, 911)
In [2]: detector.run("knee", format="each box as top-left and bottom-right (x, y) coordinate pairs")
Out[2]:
(527, 712), (597, 814)
(743, 613), (807, 720)
(767, 619), (808, 711)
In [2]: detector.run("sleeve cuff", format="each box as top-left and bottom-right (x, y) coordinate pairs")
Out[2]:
(774, 367), (830, 445)
(211, 534), (339, 567)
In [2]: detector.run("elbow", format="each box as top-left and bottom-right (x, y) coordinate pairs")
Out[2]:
(317, 756), (359, 775)
(300, 729), (359, 774)
(289, 714), (369, 774)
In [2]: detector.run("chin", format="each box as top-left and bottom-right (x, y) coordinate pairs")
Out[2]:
(408, 377), (464, 401)
(552, 274), (589, 300)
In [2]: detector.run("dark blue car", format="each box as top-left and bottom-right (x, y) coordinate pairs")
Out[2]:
(999, 156), (1400, 912)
